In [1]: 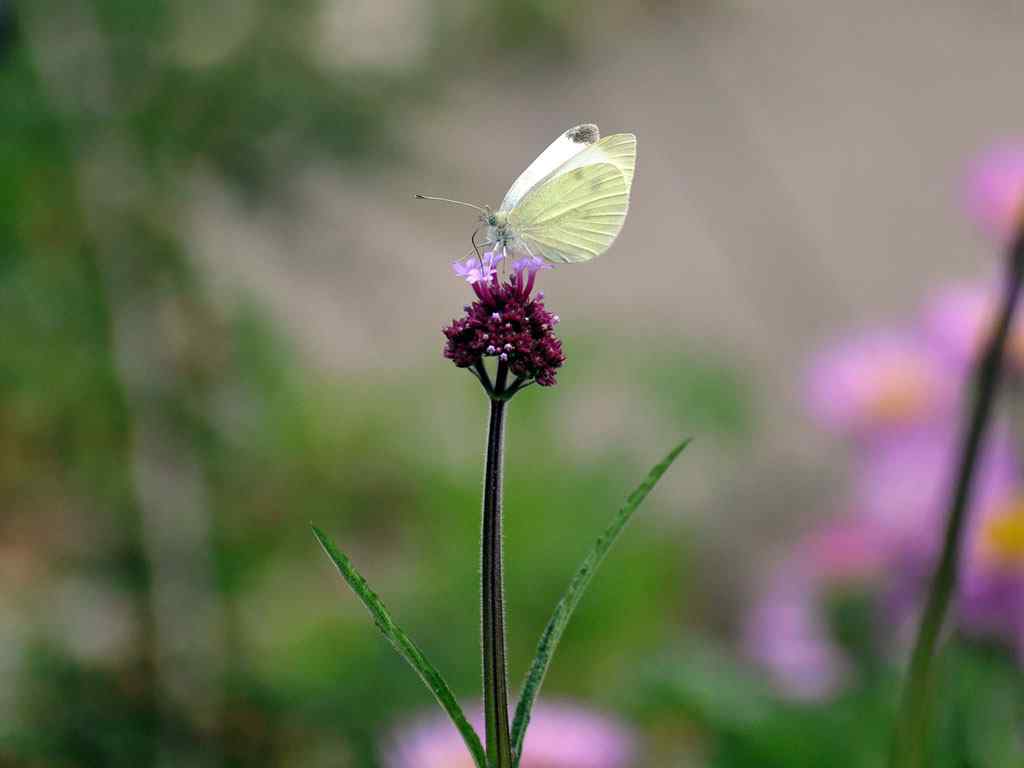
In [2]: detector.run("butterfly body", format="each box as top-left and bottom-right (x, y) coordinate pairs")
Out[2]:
(483, 210), (518, 257)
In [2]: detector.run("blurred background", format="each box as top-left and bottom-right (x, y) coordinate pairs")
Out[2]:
(4, 1), (1024, 766)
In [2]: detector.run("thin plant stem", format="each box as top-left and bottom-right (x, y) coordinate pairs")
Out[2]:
(482, 395), (513, 768)
(889, 227), (1024, 768)
(474, 360), (494, 395)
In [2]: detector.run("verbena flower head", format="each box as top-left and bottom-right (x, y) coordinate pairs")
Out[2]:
(382, 701), (635, 768)
(964, 142), (1024, 243)
(443, 251), (565, 389)
(805, 330), (954, 438)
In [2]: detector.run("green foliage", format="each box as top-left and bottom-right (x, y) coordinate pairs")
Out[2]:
(7, 647), (160, 766)
(510, 439), (690, 765)
(637, 639), (1024, 768)
(5, 0), (1019, 752)
(934, 642), (1024, 768)
(1, 0), (680, 759)
(647, 353), (752, 439)
(312, 525), (487, 768)
(634, 641), (775, 733)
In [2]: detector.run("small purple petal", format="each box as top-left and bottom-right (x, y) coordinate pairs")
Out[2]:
(452, 258), (483, 284)
(511, 254), (552, 275)
(453, 252), (505, 284)
(482, 250), (504, 270)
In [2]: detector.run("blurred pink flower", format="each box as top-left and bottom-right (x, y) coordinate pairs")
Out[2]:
(921, 280), (1024, 375)
(853, 423), (1018, 564)
(383, 701), (636, 768)
(748, 420), (1024, 695)
(745, 567), (848, 700)
(800, 518), (889, 584)
(847, 425), (1023, 661)
(964, 143), (1024, 244)
(952, 496), (1024, 653)
(745, 519), (885, 700)
(805, 330), (954, 438)
(768, 251), (1024, 695)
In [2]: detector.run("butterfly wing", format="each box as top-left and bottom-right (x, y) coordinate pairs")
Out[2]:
(546, 132), (636, 187)
(507, 133), (636, 263)
(498, 124), (600, 213)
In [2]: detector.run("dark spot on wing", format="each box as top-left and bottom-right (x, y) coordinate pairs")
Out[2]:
(566, 124), (599, 144)
(570, 168), (585, 181)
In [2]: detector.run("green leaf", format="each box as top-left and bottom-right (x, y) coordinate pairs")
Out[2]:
(312, 525), (487, 768)
(510, 439), (691, 766)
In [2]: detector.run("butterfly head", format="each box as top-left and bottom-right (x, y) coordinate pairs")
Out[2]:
(413, 195), (513, 252)
(483, 209), (513, 254)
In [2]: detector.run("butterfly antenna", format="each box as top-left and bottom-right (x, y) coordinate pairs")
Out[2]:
(414, 194), (488, 214)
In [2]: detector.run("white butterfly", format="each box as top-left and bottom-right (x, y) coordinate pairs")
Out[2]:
(417, 123), (637, 264)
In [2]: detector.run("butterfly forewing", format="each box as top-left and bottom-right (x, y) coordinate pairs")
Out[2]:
(499, 124), (600, 213)
(547, 133), (636, 187)
(509, 161), (629, 264)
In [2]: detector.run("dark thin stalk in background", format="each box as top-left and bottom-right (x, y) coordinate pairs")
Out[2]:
(889, 225), (1024, 768)
(482, 365), (513, 768)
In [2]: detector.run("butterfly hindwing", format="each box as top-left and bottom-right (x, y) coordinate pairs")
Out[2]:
(508, 160), (630, 264)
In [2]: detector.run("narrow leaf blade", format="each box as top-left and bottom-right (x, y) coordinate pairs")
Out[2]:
(510, 439), (691, 766)
(312, 525), (488, 768)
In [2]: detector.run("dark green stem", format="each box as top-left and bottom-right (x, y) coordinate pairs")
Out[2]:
(889, 228), (1024, 768)
(482, 396), (513, 768)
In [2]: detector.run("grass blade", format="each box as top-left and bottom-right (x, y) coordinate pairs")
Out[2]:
(510, 439), (691, 765)
(312, 525), (487, 768)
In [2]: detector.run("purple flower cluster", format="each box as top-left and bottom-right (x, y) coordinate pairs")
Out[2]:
(443, 252), (565, 387)
(746, 144), (1024, 699)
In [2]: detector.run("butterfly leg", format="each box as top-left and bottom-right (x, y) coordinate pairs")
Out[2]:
(471, 226), (487, 265)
